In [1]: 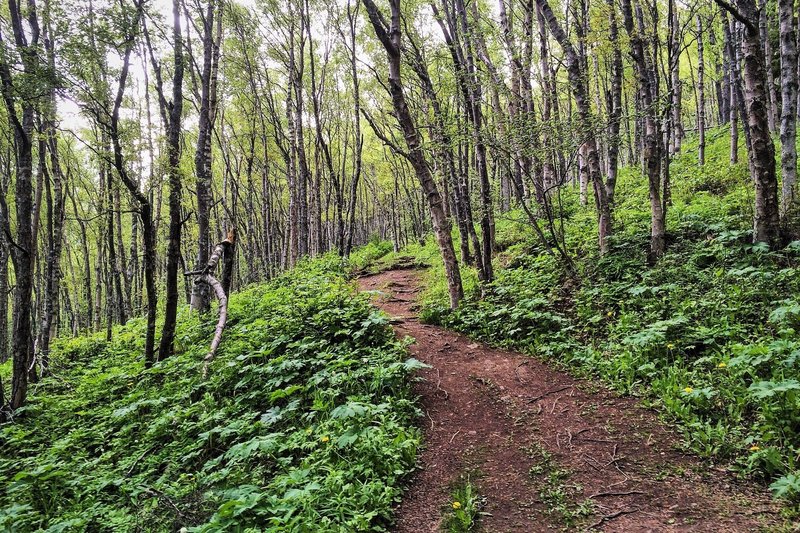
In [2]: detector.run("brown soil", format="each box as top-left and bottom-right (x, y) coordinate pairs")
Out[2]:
(358, 269), (786, 533)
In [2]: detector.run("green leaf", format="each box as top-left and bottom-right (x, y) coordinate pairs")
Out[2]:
(748, 380), (800, 399)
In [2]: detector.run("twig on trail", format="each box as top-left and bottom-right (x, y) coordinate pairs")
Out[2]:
(549, 397), (560, 414)
(566, 428), (581, 447)
(605, 443), (625, 467)
(426, 410), (435, 430)
(589, 490), (646, 499)
(572, 428), (591, 440)
(514, 361), (529, 384)
(580, 437), (617, 444)
(449, 430), (461, 444)
(435, 368), (449, 400)
(585, 508), (639, 531)
(606, 478), (630, 490)
(527, 385), (572, 403)
(581, 454), (605, 472)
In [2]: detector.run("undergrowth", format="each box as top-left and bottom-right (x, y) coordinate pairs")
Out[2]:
(0, 256), (422, 531)
(393, 127), (800, 504)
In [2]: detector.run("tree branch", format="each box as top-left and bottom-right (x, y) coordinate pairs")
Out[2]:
(713, 0), (756, 33)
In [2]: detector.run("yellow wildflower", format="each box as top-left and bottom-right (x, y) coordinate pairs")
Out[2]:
(321, 436), (330, 443)
(607, 311), (613, 317)
(683, 387), (693, 394)
(717, 362), (727, 368)
(666, 343), (675, 349)
(749, 445), (760, 452)
(452, 501), (462, 510)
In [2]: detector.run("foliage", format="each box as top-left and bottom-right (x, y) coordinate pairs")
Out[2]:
(0, 257), (421, 531)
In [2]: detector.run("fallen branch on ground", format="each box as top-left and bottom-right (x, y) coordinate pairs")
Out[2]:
(585, 508), (639, 530)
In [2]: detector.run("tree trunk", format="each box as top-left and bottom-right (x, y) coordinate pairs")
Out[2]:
(107, 2), (157, 364)
(761, 6), (778, 133)
(406, 25), (484, 275)
(343, 0), (363, 258)
(622, 0), (665, 261)
(697, 16), (707, 167)
(669, 0), (683, 154)
(0, 0), (43, 412)
(191, 0), (218, 312)
(717, 0), (781, 247)
(606, 0), (623, 204)
(37, 133), (65, 373)
(778, 0), (798, 214)
(155, 0), (184, 359)
(723, 15), (740, 163)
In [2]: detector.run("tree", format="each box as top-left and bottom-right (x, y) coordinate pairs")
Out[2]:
(697, 16), (707, 167)
(362, 0), (463, 308)
(190, 0), (222, 312)
(36, 3), (66, 373)
(0, 0), (43, 411)
(147, 0), (185, 358)
(106, 0), (159, 364)
(778, 0), (797, 214)
(621, 0), (667, 261)
(338, 0), (363, 258)
(716, 0), (781, 247)
(535, 0), (612, 254)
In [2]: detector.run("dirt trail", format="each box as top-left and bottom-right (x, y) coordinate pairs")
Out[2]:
(358, 269), (783, 532)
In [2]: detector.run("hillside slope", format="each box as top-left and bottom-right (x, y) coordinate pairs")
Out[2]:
(0, 258), (421, 532)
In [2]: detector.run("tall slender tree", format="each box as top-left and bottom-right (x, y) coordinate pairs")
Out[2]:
(778, 0), (797, 214)
(362, 0), (463, 308)
(716, 0), (781, 247)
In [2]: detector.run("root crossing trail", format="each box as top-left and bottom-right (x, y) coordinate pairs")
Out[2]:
(359, 269), (782, 532)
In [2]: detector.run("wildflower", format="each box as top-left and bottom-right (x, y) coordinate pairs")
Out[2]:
(717, 362), (727, 369)
(607, 311), (613, 317)
(749, 445), (760, 452)
(666, 343), (675, 350)
(683, 387), (693, 394)
(321, 436), (330, 443)
(452, 501), (462, 510)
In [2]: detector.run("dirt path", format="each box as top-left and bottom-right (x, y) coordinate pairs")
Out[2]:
(358, 269), (784, 532)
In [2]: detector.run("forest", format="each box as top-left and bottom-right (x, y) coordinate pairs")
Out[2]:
(2, 0), (800, 529)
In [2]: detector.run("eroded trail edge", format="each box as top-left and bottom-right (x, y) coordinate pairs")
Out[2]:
(359, 269), (781, 532)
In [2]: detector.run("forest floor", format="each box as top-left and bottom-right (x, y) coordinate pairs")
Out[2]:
(358, 267), (785, 532)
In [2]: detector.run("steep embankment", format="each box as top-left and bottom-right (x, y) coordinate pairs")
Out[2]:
(361, 268), (782, 532)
